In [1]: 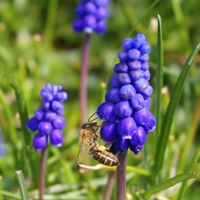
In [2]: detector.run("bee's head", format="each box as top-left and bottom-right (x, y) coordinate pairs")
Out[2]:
(81, 122), (97, 129)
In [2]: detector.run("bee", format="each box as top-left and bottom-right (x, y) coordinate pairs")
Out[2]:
(75, 114), (119, 168)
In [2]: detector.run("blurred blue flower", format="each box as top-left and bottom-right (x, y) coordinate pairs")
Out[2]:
(0, 126), (6, 157)
(97, 33), (156, 154)
(72, 0), (110, 35)
(27, 84), (68, 151)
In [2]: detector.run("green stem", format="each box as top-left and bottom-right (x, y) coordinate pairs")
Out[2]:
(15, 170), (29, 200)
(103, 171), (115, 200)
(116, 151), (127, 200)
(143, 172), (196, 199)
(79, 33), (91, 124)
(39, 148), (47, 200)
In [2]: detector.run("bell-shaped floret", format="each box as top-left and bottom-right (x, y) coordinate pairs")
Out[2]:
(117, 117), (137, 139)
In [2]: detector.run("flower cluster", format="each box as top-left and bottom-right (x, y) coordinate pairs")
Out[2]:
(27, 84), (68, 151)
(97, 33), (156, 154)
(72, 0), (110, 35)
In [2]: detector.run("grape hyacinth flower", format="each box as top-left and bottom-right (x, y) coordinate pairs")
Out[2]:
(72, 0), (110, 35)
(27, 84), (68, 151)
(97, 33), (156, 155)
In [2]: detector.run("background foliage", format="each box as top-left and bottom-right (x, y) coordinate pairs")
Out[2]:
(0, 0), (200, 199)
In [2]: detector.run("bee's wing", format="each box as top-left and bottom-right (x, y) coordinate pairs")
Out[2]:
(75, 144), (85, 169)
(75, 130), (88, 169)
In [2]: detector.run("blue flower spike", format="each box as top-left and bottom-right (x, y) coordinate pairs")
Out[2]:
(97, 33), (156, 154)
(72, 0), (110, 35)
(27, 84), (68, 151)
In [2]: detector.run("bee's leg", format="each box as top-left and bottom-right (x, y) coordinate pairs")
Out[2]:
(96, 145), (107, 152)
(92, 129), (99, 138)
(104, 140), (115, 149)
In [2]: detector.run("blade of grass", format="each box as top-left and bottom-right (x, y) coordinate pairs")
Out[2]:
(8, 79), (31, 145)
(0, 176), (2, 200)
(4, 76), (39, 187)
(1, 191), (21, 200)
(153, 41), (200, 175)
(177, 97), (200, 173)
(121, 0), (160, 34)
(143, 172), (196, 199)
(15, 170), (29, 200)
(177, 146), (200, 200)
(43, 0), (59, 54)
(155, 14), (163, 143)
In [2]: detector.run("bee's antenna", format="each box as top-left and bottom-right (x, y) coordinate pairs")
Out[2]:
(88, 112), (98, 122)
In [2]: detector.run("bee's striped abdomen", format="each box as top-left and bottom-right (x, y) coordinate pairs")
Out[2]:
(90, 149), (119, 166)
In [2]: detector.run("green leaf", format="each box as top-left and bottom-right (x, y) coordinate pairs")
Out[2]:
(5, 77), (39, 187)
(0, 176), (2, 200)
(155, 14), (164, 143)
(7, 78), (30, 146)
(177, 146), (200, 199)
(15, 170), (29, 200)
(1, 191), (21, 200)
(143, 172), (196, 199)
(153, 41), (200, 175)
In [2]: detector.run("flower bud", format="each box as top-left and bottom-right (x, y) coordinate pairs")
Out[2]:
(114, 100), (132, 118)
(128, 49), (141, 61)
(133, 78), (149, 92)
(45, 111), (57, 122)
(84, 2), (96, 14)
(117, 73), (131, 85)
(40, 89), (53, 101)
(129, 94), (145, 110)
(119, 84), (136, 100)
(110, 74), (121, 88)
(122, 38), (133, 51)
(97, 102), (117, 122)
(27, 117), (39, 131)
(51, 101), (64, 114)
(105, 88), (121, 103)
(129, 69), (144, 82)
(128, 60), (142, 70)
(117, 117), (137, 139)
(133, 107), (150, 125)
(113, 63), (129, 73)
(132, 33), (146, 49)
(50, 129), (64, 147)
(142, 112), (156, 133)
(34, 109), (45, 121)
(100, 121), (118, 142)
(54, 92), (68, 102)
(38, 121), (52, 135)
(52, 116), (66, 130)
(118, 51), (129, 62)
(33, 133), (48, 151)
(130, 126), (146, 146)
